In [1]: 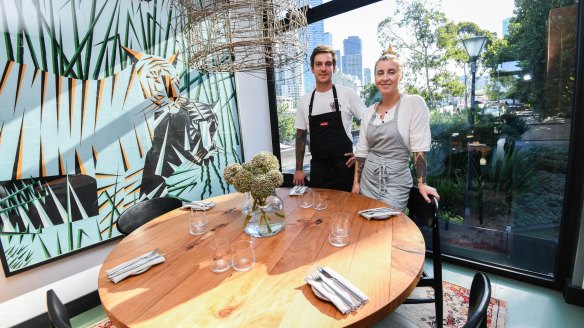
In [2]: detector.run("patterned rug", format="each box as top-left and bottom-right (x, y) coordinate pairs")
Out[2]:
(394, 281), (507, 327)
(87, 318), (115, 328)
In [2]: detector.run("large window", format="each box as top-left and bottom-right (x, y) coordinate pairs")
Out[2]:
(274, 0), (580, 284)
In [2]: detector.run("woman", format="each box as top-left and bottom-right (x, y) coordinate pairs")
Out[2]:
(352, 49), (440, 210)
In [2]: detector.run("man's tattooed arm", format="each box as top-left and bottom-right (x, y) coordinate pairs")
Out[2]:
(413, 152), (427, 185)
(295, 129), (307, 170)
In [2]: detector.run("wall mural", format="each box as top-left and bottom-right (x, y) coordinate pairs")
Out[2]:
(0, 0), (243, 276)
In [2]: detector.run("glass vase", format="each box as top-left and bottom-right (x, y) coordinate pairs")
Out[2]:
(241, 192), (286, 237)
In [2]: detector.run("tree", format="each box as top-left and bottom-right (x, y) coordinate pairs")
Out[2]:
(485, 75), (515, 103)
(377, 0), (447, 106)
(436, 21), (497, 108)
(362, 83), (381, 106)
(277, 103), (295, 144)
(506, 0), (575, 118)
(432, 71), (465, 103)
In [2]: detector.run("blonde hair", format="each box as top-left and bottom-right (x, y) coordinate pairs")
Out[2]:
(374, 45), (404, 78)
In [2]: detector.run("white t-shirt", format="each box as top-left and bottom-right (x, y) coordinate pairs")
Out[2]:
(355, 94), (431, 157)
(295, 85), (365, 141)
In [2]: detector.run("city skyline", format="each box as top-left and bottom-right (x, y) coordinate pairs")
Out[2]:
(324, 0), (515, 71)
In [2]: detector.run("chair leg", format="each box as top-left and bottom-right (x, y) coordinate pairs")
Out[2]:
(433, 219), (444, 328)
(435, 282), (444, 328)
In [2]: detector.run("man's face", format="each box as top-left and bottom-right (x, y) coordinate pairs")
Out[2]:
(311, 53), (334, 84)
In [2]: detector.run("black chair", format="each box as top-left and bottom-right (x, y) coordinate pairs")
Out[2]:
(403, 185), (443, 328)
(463, 272), (492, 328)
(282, 172), (309, 188)
(46, 289), (72, 328)
(376, 271), (492, 328)
(116, 197), (183, 235)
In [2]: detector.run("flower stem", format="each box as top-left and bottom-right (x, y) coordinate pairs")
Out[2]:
(260, 208), (273, 233)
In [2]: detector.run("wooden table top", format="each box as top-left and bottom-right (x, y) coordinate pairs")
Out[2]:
(98, 188), (425, 327)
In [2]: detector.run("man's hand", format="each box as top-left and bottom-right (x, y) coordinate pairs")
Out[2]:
(293, 170), (306, 186)
(418, 183), (440, 203)
(344, 152), (356, 167)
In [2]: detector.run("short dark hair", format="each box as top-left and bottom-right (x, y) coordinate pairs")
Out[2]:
(310, 45), (336, 69)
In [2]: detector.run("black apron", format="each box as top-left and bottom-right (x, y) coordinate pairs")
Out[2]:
(308, 85), (354, 192)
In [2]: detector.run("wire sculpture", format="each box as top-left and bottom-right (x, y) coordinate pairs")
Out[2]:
(172, 0), (309, 73)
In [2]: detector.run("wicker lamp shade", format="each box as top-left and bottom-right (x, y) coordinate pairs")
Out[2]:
(173, 0), (309, 73)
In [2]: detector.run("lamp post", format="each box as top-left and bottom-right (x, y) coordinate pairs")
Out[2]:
(461, 36), (488, 225)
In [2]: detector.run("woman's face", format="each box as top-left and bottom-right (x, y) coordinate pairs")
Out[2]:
(375, 59), (401, 96)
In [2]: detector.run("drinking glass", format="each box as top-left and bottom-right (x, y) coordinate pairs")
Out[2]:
(298, 189), (313, 208)
(230, 239), (255, 272)
(313, 191), (328, 211)
(209, 238), (231, 273)
(189, 209), (208, 235)
(329, 212), (350, 247)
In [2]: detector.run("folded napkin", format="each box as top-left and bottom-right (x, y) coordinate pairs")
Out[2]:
(320, 266), (369, 305)
(289, 185), (308, 196)
(305, 274), (353, 314)
(106, 250), (165, 284)
(358, 207), (400, 220)
(183, 200), (216, 210)
(304, 266), (369, 314)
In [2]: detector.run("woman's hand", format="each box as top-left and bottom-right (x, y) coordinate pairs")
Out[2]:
(418, 183), (440, 203)
(351, 182), (360, 194)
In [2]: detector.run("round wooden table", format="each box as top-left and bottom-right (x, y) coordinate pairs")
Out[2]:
(98, 188), (425, 327)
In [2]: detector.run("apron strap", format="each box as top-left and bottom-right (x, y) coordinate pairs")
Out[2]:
(309, 85), (340, 117)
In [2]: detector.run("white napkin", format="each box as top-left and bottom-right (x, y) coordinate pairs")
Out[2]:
(358, 207), (400, 220)
(106, 251), (165, 284)
(321, 266), (369, 305)
(305, 275), (353, 314)
(183, 200), (216, 210)
(289, 185), (308, 196)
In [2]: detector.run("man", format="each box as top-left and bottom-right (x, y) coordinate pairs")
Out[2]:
(293, 45), (366, 192)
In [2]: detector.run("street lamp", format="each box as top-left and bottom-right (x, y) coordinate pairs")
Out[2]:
(461, 35), (488, 224)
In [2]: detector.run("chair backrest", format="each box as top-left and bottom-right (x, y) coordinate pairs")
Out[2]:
(46, 289), (72, 328)
(407, 186), (439, 228)
(463, 272), (492, 328)
(116, 197), (183, 235)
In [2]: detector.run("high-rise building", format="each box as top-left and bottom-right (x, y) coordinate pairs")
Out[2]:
(342, 36), (363, 84)
(332, 71), (361, 93)
(274, 63), (305, 101)
(323, 32), (333, 47)
(335, 50), (342, 72)
(364, 68), (371, 85)
(303, 0), (325, 93)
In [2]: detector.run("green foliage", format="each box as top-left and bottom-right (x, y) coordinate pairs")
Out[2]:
(432, 71), (466, 101)
(427, 110), (468, 176)
(483, 142), (537, 196)
(427, 175), (465, 222)
(362, 83), (381, 106)
(485, 75), (515, 101)
(497, 146), (566, 236)
(277, 103), (295, 144)
(377, 0), (447, 104)
(499, 114), (528, 139)
(437, 21), (497, 68)
(429, 110), (468, 142)
(506, 0), (576, 119)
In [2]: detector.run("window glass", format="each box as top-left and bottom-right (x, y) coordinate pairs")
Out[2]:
(274, 0), (578, 279)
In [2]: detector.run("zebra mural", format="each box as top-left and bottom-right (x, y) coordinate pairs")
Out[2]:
(0, 0), (242, 275)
